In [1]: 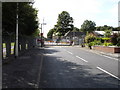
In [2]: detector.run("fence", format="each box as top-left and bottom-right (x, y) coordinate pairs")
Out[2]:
(2, 35), (36, 59)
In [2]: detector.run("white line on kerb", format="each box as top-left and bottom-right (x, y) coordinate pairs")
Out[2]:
(97, 67), (120, 80)
(67, 51), (73, 55)
(76, 56), (88, 62)
(96, 53), (118, 61)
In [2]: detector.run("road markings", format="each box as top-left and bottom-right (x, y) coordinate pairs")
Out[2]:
(67, 51), (73, 55)
(97, 67), (120, 80)
(76, 56), (88, 62)
(36, 53), (44, 88)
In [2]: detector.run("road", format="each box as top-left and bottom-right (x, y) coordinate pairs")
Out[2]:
(39, 46), (120, 88)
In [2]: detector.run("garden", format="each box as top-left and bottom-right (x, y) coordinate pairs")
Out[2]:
(83, 31), (120, 53)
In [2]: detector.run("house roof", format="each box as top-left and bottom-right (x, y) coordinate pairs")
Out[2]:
(94, 31), (120, 35)
(64, 31), (85, 37)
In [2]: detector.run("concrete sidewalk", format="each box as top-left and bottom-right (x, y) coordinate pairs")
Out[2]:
(73, 45), (120, 58)
(2, 47), (44, 88)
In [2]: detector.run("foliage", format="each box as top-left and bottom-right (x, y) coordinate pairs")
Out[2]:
(54, 11), (74, 36)
(72, 27), (79, 32)
(103, 43), (113, 46)
(110, 33), (120, 46)
(111, 33), (118, 45)
(80, 20), (96, 34)
(47, 29), (55, 39)
(2, 2), (39, 36)
(32, 29), (40, 37)
(104, 29), (112, 37)
(93, 40), (102, 45)
(117, 34), (120, 46)
(85, 33), (96, 43)
(96, 25), (113, 31)
(102, 37), (110, 41)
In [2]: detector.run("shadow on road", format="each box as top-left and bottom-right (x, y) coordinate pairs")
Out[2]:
(2, 47), (43, 88)
(40, 47), (119, 88)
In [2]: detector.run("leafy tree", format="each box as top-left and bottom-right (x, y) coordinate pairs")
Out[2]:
(104, 29), (112, 37)
(111, 33), (120, 46)
(85, 33), (96, 43)
(47, 28), (55, 39)
(32, 29), (40, 37)
(80, 20), (96, 34)
(96, 25), (113, 31)
(55, 11), (74, 36)
(72, 27), (79, 32)
(2, 2), (39, 36)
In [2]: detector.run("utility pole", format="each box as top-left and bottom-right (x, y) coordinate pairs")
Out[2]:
(0, 2), (2, 90)
(15, 2), (18, 57)
(40, 23), (43, 47)
(40, 18), (46, 47)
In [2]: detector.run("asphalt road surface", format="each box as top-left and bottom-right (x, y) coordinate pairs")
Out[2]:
(39, 46), (120, 88)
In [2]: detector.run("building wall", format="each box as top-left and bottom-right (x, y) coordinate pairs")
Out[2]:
(118, 1), (120, 27)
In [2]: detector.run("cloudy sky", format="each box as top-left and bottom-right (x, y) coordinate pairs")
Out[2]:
(33, 0), (119, 37)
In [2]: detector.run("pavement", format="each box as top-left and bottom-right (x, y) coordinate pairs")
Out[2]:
(2, 47), (44, 88)
(73, 45), (120, 58)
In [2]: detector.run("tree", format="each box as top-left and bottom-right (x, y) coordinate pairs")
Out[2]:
(47, 29), (55, 39)
(72, 27), (79, 32)
(104, 29), (112, 37)
(55, 11), (74, 36)
(2, 2), (39, 36)
(80, 20), (96, 34)
(96, 25), (113, 31)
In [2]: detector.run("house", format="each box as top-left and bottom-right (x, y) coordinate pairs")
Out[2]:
(64, 31), (85, 45)
(93, 31), (120, 37)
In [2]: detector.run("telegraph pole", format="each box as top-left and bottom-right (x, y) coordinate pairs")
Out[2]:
(15, 2), (19, 57)
(41, 24), (43, 47)
(40, 18), (46, 47)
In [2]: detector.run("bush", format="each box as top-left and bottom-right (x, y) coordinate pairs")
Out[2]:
(111, 33), (120, 46)
(117, 35), (120, 46)
(111, 33), (118, 45)
(103, 42), (113, 46)
(85, 33), (96, 43)
(93, 40), (102, 45)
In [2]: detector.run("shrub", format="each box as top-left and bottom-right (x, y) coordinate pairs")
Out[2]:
(103, 42), (113, 46)
(111, 33), (118, 45)
(117, 35), (120, 46)
(111, 33), (120, 46)
(85, 33), (96, 43)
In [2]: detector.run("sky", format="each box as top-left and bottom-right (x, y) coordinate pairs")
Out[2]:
(33, 0), (120, 37)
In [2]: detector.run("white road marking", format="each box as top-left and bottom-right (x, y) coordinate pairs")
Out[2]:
(97, 67), (120, 80)
(67, 51), (73, 55)
(76, 56), (88, 62)
(37, 53), (44, 88)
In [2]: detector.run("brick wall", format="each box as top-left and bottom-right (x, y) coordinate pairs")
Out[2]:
(93, 46), (120, 53)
